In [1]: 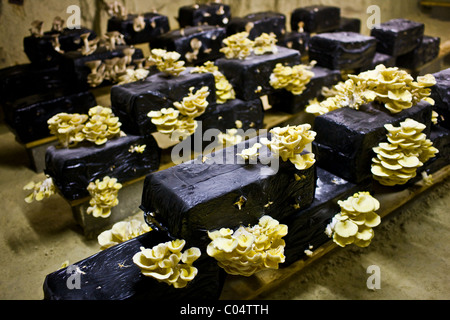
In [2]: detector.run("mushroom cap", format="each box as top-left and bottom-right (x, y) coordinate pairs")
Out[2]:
(334, 220), (359, 238)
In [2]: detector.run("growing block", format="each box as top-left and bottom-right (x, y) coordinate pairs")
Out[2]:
(107, 12), (170, 45)
(2, 89), (96, 144)
(290, 5), (341, 33)
(309, 32), (377, 70)
(226, 11), (286, 40)
(215, 46), (301, 101)
(370, 19), (425, 56)
(268, 66), (342, 114)
(313, 101), (433, 183)
(333, 17), (361, 33)
(197, 98), (264, 132)
(23, 27), (97, 66)
(141, 135), (316, 248)
(110, 68), (216, 136)
(152, 25), (227, 65)
(43, 230), (225, 300)
(0, 63), (67, 105)
(278, 31), (310, 57)
(45, 134), (160, 201)
(430, 68), (450, 130)
(396, 35), (441, 70)
(177, 2), (231, 28)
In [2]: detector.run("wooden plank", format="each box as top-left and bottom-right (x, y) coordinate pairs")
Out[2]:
(219, 164), (450, 300)
(420, 0), (450, 7)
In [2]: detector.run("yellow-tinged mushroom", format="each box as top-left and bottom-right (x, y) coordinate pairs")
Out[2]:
(148, 48), (186, 76)
(253, 32), (278, 55)
(206, 215), (288, 276)
(261, 124), (316, 170)
(270, 62), (315, 95)
(220, 32), (254, 60)
(97, 219), (151, 250)
(86, 176), (122, 218)
(372, 118), (438, 186)
(326, 192), (381, 248)
(191, 61), (235, 104)
(305, 64), (436, 116)
(133, 240), (200, 288)
(334, 220), (359, 238)
(23, 177), (56, 203)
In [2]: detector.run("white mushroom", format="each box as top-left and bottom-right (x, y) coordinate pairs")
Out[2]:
(79, 33), (99, 56)
(30, 20), (44, 37)
(133, 14), (146, 32)
(51, 34), (64, 53)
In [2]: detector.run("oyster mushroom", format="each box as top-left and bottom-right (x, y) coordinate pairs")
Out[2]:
(51, 16), (65, 32)
(104, 31), (122, 50)
(85, 60), (102, 74)
(133, 14), (146, 32)
(185, 38), (203, 63)
(122, 47), (135, 65)
(50, 34), (64, 53)
(30, 20), (44, 37)
(132, 240), (201, 288)
(103, 57), (120, 81)
(114, 56), (128, 75)
(79, 33), (99, 56)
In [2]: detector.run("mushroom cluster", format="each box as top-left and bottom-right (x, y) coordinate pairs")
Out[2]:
(148, 48), (186, 77)
(48, 113), (88, 148)
(218, 128), (244, 146)
(133, 239), (201, 288)
(220, 32), (254, 60)
(23, 177), (56, 203)
(191, 61), (235, 104)
(270, 61), (315, 95)
(237, 143), (262, 161)
(128, 144), (147, 154)
(148, 108), (183, 134)
(253, 32), (278, 55)
(48, 106), (122, 148)
(306, 65), (436, 116)
(371, 118), (439, 186)
(260, 124), (316, 170)
(85, 47), (147, 87)
(105, 1), (128, 20)
(148, 86), (210, 141)
(117, 67), (150, 85)
(351, 66), (436, 113)
(206, 215), (288, 277)
(173, 86), (210, 118)
(82, 106), (122, 145)
(220, 32), (281, 60)
(86, 176), (123, 218)
(325, 192), (381, 248)
(306, 79), (366, 115)
(97, 219), (151, 250)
